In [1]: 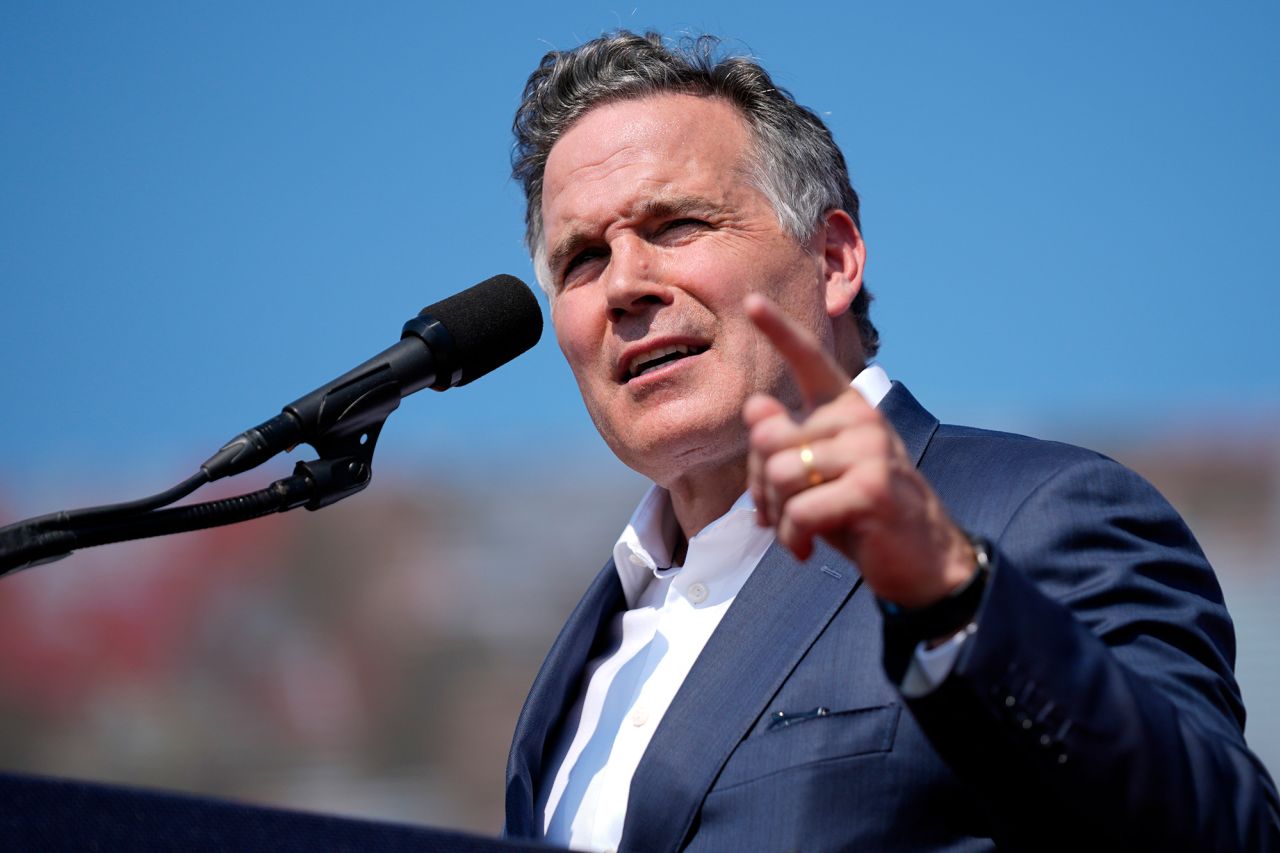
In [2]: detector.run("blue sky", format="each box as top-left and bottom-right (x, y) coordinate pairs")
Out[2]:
(2, 2), (1277, 506)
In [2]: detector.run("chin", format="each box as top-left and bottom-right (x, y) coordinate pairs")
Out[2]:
(598, 401), (749, 485)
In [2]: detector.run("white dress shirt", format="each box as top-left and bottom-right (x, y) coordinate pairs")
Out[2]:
(539, 365), (962, 852)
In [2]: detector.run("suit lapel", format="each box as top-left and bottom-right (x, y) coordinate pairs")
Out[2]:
(880, 381), (940, 468)
(618, 382), (940, 851)
(620, 538), (860, 852)
(504, 561), (625, 838)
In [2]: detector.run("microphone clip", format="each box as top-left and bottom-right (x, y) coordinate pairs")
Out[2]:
(292, 455), (373, 511)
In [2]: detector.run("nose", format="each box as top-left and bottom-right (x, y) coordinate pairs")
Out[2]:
(604, 237), (673, 323)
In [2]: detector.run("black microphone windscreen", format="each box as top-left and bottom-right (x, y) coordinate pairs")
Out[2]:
(419, 274), (543, 385)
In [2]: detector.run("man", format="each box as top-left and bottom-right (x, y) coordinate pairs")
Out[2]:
(502, 31), (1280, 851)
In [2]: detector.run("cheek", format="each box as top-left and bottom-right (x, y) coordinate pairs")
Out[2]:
(551, 299), (604, 384)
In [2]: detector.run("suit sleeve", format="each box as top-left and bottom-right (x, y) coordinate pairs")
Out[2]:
(892, 455), (1280, 851)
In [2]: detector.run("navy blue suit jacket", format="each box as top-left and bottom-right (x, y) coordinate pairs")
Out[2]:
(505, 384), (1280, 851)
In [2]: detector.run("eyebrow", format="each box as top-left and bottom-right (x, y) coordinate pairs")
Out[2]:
(546, 230), (594, 282)
(547, 195), (728, 279)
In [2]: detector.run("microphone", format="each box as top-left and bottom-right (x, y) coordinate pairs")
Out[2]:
(202, 274), (542, 481)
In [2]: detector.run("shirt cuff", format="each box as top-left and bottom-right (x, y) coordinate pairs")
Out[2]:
(898, 624), (975, 698)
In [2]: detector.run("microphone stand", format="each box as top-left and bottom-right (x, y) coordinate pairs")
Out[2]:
(0, 396), (391, 579)
(0, 273), (544, 579)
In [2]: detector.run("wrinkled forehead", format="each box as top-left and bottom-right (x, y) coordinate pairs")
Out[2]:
(541, 94), (755, 224)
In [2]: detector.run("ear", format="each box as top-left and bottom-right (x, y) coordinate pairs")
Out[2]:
(817, 209), (865, 318)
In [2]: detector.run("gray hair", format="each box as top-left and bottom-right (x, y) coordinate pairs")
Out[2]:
(511, 30), (879, 357)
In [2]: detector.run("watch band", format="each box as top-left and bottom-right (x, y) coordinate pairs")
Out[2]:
(877, 534), (992, 643)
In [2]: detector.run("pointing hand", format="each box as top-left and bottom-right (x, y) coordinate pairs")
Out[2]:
(743, 293), (975, 608)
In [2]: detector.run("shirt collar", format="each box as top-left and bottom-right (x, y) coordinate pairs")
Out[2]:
(613, 488), (760, 607)
(852, 361), (892, 409)
(611, 362), (892, 606)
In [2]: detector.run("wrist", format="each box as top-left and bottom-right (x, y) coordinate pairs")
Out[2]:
(878, 534), (992, 644)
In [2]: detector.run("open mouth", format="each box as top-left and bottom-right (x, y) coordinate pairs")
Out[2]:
(624, 343), (709, 382)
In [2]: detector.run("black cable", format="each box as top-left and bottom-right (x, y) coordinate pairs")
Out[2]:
(59, 470), (211, 524)
(71, 474), (313, 548)
(0, 470), (212, 544)
(0, 473), (313, 576)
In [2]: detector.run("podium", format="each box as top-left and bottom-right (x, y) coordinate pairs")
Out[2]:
(0, 771), (555, 851)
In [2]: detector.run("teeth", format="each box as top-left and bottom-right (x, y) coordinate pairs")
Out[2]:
(627, 344), (703, 379)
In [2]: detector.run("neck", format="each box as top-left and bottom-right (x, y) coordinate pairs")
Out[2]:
(665, 456), (748, 540)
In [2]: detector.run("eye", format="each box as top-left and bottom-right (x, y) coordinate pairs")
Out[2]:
(560, 246), (608, 287)
(658, 218), (708, 237)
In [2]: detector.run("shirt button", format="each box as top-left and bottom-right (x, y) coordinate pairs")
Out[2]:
(628, 553), (647, 568)
(688, 582), (709, 604)
(630, 707), (649, 727)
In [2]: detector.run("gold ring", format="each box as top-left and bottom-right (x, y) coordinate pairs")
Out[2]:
(798, 444), (823, 487)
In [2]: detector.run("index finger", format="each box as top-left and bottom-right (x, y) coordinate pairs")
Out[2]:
(745, 292), (853, 407)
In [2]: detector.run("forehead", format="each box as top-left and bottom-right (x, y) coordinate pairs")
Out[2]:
(541, 94), (755, 233)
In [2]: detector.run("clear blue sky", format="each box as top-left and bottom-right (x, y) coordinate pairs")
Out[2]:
(3, 1), (1277, 506)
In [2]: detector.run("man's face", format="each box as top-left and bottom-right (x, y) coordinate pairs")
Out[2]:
(541, 94), (838, 486)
